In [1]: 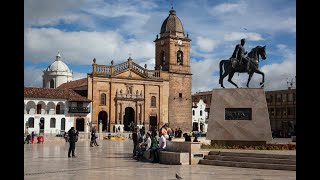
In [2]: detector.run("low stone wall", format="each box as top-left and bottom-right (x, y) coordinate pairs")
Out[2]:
(159, 151), (189, 165)
(165, 141), (203, 165)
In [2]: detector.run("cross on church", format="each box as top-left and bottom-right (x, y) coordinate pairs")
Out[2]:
(128, 52), (132, 58)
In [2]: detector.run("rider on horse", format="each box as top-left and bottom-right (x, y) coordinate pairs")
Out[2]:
(230, 38), (249, 70)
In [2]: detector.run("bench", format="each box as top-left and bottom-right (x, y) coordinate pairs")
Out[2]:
(159, 141), (203, 165)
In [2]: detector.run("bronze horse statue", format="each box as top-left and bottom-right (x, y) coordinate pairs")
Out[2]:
(219, 46), (267, 88)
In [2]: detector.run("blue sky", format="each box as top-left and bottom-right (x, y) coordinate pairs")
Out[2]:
(24, 0), (296, 93)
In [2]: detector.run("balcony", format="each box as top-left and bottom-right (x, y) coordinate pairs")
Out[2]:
(68, 107), (90, 113)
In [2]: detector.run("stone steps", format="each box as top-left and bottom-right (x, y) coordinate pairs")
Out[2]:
(204, 155), (296, 165)
(199, 151), (296, 171)
(208, 151), (296, 159)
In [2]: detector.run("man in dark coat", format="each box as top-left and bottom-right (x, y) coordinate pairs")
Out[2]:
(230, 38), (248, 67)
(68, 127), (79, 158)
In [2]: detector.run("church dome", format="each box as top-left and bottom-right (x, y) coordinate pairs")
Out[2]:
(160, 7), (185, 37)
(46, 51), (71, 72)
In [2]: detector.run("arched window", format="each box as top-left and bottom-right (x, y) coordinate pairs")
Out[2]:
(200, 110), (203, 116)
(50, 79), (54, 88)
(177, 51), (183, 65)
(100, 93), (106, 105)
(50, 118), (56, 128)
(161, 51), (165, 65)
(192, 110), (195, 116)
(56, 104), (60, 114)
(151, 96), (156, 108)
(28, 117), (34, 128)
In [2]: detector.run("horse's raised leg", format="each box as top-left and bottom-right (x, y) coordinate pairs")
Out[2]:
(227, 72), (239, 88)
(254, 70), (265, 88)
(219, 72), (228, 88)
(246, 73), (253, 88)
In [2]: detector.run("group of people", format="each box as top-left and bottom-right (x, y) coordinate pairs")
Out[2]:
(24, 131), (44, 144)
(132, 124), (182, 163)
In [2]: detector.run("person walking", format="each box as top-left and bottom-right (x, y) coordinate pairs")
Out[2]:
(68, 127), (79, 158)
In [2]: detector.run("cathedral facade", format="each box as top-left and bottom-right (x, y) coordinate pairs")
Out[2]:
(86, 8), (192, 132)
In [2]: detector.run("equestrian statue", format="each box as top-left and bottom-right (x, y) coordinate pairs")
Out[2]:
(219, 38), (267, 88)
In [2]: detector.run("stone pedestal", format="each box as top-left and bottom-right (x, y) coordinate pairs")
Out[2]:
(207, 88), (272, 146)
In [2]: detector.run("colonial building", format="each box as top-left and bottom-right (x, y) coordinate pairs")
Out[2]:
(192, 99), (208, 132)
(265, 88), (296, 137)
(42, 51), (73, 88)
(192, 91), (212, 119)
(24, 87), (91, 135)
(58, 7), (192, 132)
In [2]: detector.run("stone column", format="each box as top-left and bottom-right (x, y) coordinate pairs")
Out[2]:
(137, 104), (140, 124)
(115, 103), (119, 124)
(120, 103), (122, 124)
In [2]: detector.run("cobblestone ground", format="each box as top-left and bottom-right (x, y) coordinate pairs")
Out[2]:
(24, 140), (296, 180)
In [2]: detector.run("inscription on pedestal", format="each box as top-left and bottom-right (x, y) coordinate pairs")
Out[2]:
(225, 108), (252, 120)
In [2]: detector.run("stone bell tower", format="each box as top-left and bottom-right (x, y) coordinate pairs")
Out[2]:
(154, 7), (192, 132)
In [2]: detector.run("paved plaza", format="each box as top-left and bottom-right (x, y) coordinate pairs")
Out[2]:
(24, 140), (296, 180)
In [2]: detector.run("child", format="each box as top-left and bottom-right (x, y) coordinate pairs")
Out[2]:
(31, 131), (36, 144)
(37, 135), (44, 144)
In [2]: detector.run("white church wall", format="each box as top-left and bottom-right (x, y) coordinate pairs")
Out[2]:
(24, 114), (74, 135)
(191, 99), (209, 133)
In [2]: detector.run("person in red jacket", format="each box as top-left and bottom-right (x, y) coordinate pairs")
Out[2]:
(37, 135), (44, 144)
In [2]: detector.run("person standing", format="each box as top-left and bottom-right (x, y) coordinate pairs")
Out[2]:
(132, 127), (138, 157)
(31, 131), (36, 144)
(90, 126), (99, 147)
(178, 128), (182, 138)
(68, 127), (78, 158)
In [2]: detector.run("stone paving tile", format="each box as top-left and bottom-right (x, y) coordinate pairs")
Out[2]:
(24, 140), (296, 180)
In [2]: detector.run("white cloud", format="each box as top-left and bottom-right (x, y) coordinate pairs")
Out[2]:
(212, 2), (246, 15)
(276, 44), (296, 62)
(191, 58), (220, 93)
(277, 44), (287, 50)
(24, 67), (43, 88)
(137, 58), (156, 70)
(24, 0), (87, 27)
(73, 72), (87, 80)
(224, 32), (264, 41)
(281, 17), (296, 33)
(260, 61), (296, 90)
(24, 28), (155, 65)
(205, 1), (296, 34)
(196, 37), (220, 52)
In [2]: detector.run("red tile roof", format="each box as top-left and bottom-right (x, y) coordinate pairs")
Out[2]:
(24, 87), (91, 102)
(57, 78), (87, 89)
